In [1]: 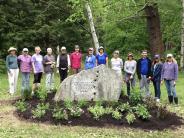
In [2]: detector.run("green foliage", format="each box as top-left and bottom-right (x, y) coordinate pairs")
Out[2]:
(104, 107), (114, 115)
(52, 107), (68, 120)
(32, 103), (49, 119)
(35, 87), (47, 101)
(156, 104), (169, 119)
(143, 96), (157, 109)
(129, 90), (142, 105)
(88, 105), (106, 120)
(125, 112), (136, 124)
(22, 88), (31, 100)
(77, 100), (88, 108)
(15, 100), (27, 112)
(117, 102), (131, 112)
(134, 104), (151, 120)
(112, 109), (122, 120)
(69, 106), (84, 118)
(64, 100), (73, 109)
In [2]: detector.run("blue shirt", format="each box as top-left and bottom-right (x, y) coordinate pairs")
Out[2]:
(6, 55), (18, 71)
(96, 53), (108, 65)
(85, 55), (96, 70)
(141, 58), (148, 75)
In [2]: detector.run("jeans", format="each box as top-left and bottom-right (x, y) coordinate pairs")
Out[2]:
(21, 72), (30, 95)
(140, 75), (150, 96)
(45, 73), (54, 91)
(8, 69), (19, 94)
(153, 80), (161, 99)
(164, 80), (177, 97)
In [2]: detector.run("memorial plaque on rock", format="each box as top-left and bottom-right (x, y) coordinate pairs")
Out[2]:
(54, 65), (122, 101)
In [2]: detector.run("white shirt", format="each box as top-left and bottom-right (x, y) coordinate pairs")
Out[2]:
(111, 58), (123, 71)
(124, 60), (137, 75)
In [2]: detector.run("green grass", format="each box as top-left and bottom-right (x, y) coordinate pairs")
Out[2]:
(0, 73), (184, 138)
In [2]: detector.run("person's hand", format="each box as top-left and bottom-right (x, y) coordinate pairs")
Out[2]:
(57, 69), (59, 73)
(173, 81), (176, 86)
(161, 80), (164, 85)
(9, 71), (13, 76)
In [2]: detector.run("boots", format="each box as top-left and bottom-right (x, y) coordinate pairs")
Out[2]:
(168, 96), (173, 104)
(174, 97), (178, 104)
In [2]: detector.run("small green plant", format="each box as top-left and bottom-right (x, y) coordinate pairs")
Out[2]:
(52, 107), (68, 120)
(15, 100), (27, 112)
(69, 106), (84, 118)
(117, 102), (130, 112)
(77, 100), (88, 108)
(32, 103), (49, 119)
(129, 90), (142, 105)
(104, 107), (114, 115)
(134, 104), (151, 120)
(112, 109), (122, 120)
(125, 112), (136, 124)
(35, 87), (47, 101)
(88, 105), (106, 120)
(22, 88), (31, 100)
(64, 100), (73, 109)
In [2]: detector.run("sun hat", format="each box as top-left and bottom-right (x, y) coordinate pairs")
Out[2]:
(22, 48), (29, 52)
(128, 52), (133, 57)
(167, 54), (173, 58)
(61, 46), (66, 50)
(75, 45), (79, 49)
(8, 47), (17, 52)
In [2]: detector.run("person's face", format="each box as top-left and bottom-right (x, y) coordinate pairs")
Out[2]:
(99, 49), (104, 54)
(155, 58), (159, 62)
(23, 51), (28, 55)
(47, 49), (52, 55)
(35, 48), (41, 54)
(142, 52), (147, 58)
(114, 53), (118, 58)
(10, 50), (16, 55)
(75, 48), (79, 52)
(128, 56), (133, 60)
(61, 49), (66, 54)
(88, 50), (93, 55)
(167, 57), (172, 62)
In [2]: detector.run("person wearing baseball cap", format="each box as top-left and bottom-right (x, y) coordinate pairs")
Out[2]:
(137, 50), (152, 97)
(56, 46), (71, 82)
(96, 46), (108, 66)
(17, 48), (32, 97)
(124, 53), (137, 96)
(70, 45), (82, 74)
(6, 47), (19, 95)
(161, 53), (178, 104)
(85, 48), (96, 70)
(151, 54), (163, 102)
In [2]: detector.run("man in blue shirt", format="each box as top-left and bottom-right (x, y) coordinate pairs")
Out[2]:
(137, 50), (152, 96)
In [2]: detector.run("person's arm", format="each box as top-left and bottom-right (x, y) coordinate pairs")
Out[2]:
(31, 56), (36, 74)
(67, 54), (71, 67)
(56, 55), (59, 68)
(106, 54), (108, 67)
(124, 61), (133, 74)
(161, 63), (165, 81)
(136, 59), (141, 80)
(6, 56), (10, 73)
(174, 63), (178, 81)
(132, 61), (137, 75)
(93, 56), (96, 67)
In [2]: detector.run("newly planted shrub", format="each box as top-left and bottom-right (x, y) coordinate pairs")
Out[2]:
(104, 107), (114, 115)
(134, 104), (151, 120)
(22, 88), (31, 100)
(77, 100), (88, 108)
(15, 100), (27, 112)
(69, 106), (84, 118)
(117, 102), (131, 112)
(129, 90), (142, 105)
(143, 96), (157, 109)
(125, 112), (136, 124)
(88, 105), (106, 120)
(32, 103), (49, 119)
(156, 104), (169, 119)
(64, 100), (73, 109)
(35, 87), (47, 101)
(112, 109), (122, 120)
(52, 107), (68, 120)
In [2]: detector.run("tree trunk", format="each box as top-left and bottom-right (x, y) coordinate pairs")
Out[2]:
(145, 3), (164, 57)
(85, 2), (100, 54)
(180, 0), (184, 69)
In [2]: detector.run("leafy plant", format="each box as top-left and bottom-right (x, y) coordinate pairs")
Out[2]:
(15, 100), (27, 112)
(64, 100), (73, 109)
(156, 104), (169, 119)
(69, 106), (84, 118)
(134, 104), (151, 120)
(129, 90), (142, 105)
(117, 102), (131, 112)
(77, 100), (88, 108)
(34, 87), (47, 101)
(52, 107), (68, 120)
(112, 109), (122, 120)
(104, 107), (114, 115)
(32, 103), (49, 119)
(22, 88), (31, 100)
(143, 96), (157, 109)
(88, 105), (106, 120)
(125, 112), (136, 124)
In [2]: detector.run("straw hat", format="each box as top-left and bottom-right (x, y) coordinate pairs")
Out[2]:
(8, 47), (17, 52)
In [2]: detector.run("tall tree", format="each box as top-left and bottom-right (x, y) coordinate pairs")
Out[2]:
(180, 0), (184, 68)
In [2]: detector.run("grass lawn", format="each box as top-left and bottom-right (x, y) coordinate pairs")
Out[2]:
(0, 72), (184, 138)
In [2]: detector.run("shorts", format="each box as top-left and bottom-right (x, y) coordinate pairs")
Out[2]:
(33, 72), (42, 83)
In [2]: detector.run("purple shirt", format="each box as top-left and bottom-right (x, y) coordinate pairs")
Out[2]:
(18, 55), (32, 72)
(161, 62), (178, 81)
(31, 54), (43, 73)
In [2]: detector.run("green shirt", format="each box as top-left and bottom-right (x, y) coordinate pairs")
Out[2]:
(6, 55), (18, 71)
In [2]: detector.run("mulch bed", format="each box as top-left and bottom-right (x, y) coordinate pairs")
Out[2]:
(14, 92), (184, 131)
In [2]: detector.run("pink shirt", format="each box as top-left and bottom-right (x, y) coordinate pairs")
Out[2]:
(70, 52), (82, 69)
(18, 55), (32, 72)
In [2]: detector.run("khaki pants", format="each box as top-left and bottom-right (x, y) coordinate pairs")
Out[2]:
(8, 69), (19, 94)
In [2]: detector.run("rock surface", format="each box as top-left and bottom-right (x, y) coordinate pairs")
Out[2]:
(54, 65), (122, 101)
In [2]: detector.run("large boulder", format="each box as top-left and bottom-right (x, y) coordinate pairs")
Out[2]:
(54, 65), (122, 101)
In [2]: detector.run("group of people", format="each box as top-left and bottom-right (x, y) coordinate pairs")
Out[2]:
(6, 46), (178, 104)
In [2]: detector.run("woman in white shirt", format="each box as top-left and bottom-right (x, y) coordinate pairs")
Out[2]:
(124, 53), (137, 96)
(111, 50), (123, 79)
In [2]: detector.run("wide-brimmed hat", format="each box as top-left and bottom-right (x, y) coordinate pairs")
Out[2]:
(128, 52), (133, 57)
(22, 48), (29, 52)
(8, 47), (17, 52)
(167, 54), (173, 58)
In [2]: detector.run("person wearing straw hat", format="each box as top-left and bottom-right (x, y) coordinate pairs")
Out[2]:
(31, 46), (44, 95)
(57, 46), (71, 82)
(6, 47), (19, 95)
(151, 54), (163, 102)
(124, 53), (137, 96)
(161, 54), (178, 104)
(18, 48), (32, 97)
(96, 46), (108, 66)
(85, 48), (96, 70)
(43, 48), (56, 92)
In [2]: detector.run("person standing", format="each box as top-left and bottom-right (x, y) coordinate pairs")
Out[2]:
(85, 48), (96, 70)
(70, 45), (82, 74)
(6, 47), (19, 95)
(161, 54), (178, 104)
(151, 54), (163, 102)
(31, 46), (43, 94)
(96, 46), (108, 66)
(124, 53), (137, 96)
(43, 48), (55, 92)
(18, 48), (32, 96)
(57, 47), (70, 82)
(137, 50), (152, 97)
(111, 50), (123, 78)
